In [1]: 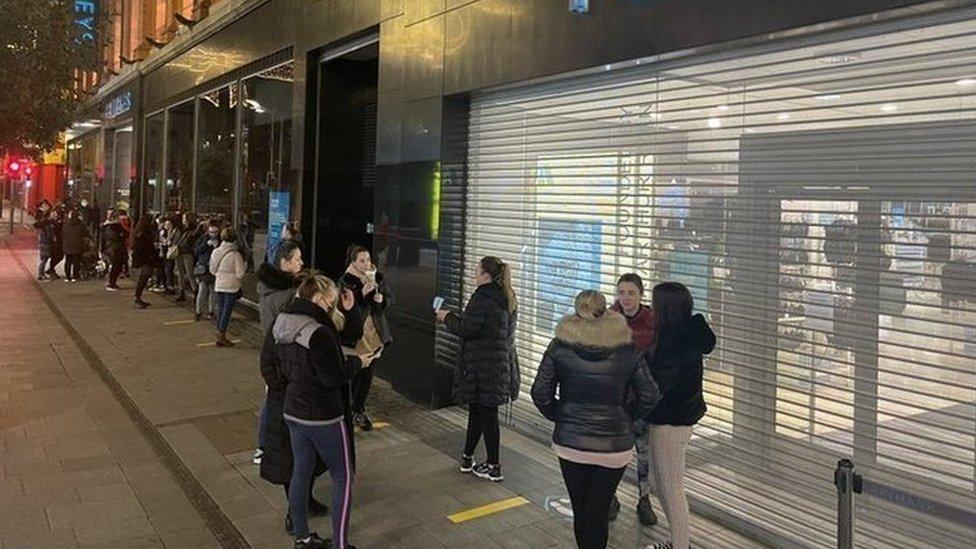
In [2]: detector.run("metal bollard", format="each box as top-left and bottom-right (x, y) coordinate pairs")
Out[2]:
(834, 459), (862, 549)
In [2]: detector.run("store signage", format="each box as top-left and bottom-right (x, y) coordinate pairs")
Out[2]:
(266, 190), (291, 263)
(74, 1), (98, 43)
(104, 91), (133, 119)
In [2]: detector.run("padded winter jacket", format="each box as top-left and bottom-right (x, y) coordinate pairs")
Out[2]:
(532, 312), (660, 453)
(271, 299), (364, 423)
(644, 314), (715, 426)
(209, 242), (246, 293)
(444, 282), (519, 407)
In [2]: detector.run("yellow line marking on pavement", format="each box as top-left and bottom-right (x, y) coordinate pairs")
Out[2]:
(195, 340), (242, 347)
(447, 496), (529, 524)
(164, 319), (195, 326)
(354, 421), (391, 433)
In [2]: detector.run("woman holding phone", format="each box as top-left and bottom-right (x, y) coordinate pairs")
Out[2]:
(339, 245), (393, 432)
(435, 256), (519, 482)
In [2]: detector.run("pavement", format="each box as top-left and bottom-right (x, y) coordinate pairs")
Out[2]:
(0, 226), (766, 549)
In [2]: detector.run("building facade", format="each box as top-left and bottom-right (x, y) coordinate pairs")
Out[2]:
(66, 1), (976, 547)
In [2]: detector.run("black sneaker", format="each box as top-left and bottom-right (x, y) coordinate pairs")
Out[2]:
(134, 300), (150, 309)
(354, 412), (373, 432)
(473, 463), (503, 482)
(285, 513), (293, 535)
(194, 313), (202, 321)
(644, 541), (673, 549)
(459, 455), (475, 473)
(637, 496), (658, 526)
(609, 495), (620, 521)
(294, 533), (330, 548)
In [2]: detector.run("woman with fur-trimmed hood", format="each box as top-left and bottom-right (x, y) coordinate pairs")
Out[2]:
(532, 290), (660, 549)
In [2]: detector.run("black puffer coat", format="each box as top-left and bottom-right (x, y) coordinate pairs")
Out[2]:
(445, 282), (520, 407)
(644, 314), (715, 426)
(531, 312), (660, 453)
(34, 214), (61, 256)
(259, 299), (363, 485)
(103, 222), (129, 263)
(61, 218), (88, 256)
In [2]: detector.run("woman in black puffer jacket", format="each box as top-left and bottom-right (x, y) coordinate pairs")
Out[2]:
(532, 290), (659, 549)
(436, 256), (519, 483)
(642, 282), (715, 549)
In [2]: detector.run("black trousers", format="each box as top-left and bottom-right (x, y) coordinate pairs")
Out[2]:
(134, 268), (152, 301)
(351, 367), (373, 414)
(65, 254), (81, 280)
(47, 251), (63, 275)
(464, 403), (500, 464)
(108, 256), (125, 287)
(559, 459), (626, 549)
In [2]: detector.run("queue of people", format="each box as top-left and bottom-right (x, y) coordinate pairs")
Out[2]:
(436, 263), (713, 549)
(33, 201), (713, 549)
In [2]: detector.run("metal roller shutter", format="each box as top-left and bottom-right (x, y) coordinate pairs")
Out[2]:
(463, 9), (976, 548)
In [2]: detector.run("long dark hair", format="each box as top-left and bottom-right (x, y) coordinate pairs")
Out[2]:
(134, 214), (153, 237)
(651, 282), (693, 333)
(480, 256), (517, 313)
(274, 240), (301, 269)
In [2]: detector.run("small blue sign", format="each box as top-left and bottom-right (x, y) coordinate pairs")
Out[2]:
(104, 91), (132, 119)
(266, 191), (291, 263)
(537, 219), (603, 332)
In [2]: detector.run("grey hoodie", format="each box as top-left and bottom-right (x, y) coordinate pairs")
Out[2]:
(272, 313), (321, 349)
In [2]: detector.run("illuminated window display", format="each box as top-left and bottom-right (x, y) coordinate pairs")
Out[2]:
(465, 14), (976, 548)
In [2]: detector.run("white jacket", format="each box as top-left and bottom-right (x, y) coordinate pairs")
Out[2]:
(209, 242), (246, 293)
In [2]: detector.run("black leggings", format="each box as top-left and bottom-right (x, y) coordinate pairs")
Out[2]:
(351, 367), (373, 414)
(464, 403), (500, 465)
(559, 459), (626, 549)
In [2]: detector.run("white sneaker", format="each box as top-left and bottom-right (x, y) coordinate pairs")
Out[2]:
(252, 448), (263, 465)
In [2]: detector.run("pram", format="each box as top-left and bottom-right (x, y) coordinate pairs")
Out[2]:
(76, 235), (108, 280)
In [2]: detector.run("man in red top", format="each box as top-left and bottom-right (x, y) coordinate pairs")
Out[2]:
(609, 273), (659, 526)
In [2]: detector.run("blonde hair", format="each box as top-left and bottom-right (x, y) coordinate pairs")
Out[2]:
(574, 290), (608, 320)
(296, 272), (345, 330)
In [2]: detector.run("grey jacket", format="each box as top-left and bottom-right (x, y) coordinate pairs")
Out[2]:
(257, 262), (299, 333)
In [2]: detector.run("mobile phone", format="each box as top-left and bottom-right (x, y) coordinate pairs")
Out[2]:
(432, 296), (445, 311)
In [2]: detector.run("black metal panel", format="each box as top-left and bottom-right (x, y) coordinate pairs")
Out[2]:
(443, 0), (938, 95)
(402, 15), (445, 100)
(401, 97), (443, 162)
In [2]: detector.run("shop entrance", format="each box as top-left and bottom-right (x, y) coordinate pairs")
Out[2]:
(312, 37), (379, 276)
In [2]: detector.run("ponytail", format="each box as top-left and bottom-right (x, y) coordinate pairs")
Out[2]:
(481, 256), (517, 314)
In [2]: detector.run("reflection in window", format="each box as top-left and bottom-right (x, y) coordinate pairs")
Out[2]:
(196, 85), (236, 220)
(143, 113), (164, 214)
(239, 62), (295, 300)
(165, 101), (195, 214)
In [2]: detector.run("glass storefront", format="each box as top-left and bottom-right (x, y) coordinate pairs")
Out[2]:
(239, 63), (295, 298)
(465, 13), (975, 548)
(143, 112), (165, 214)
(103, 125), (134, 212)
(165, 101), (195, 214)
(196, 84), (237, 220)
(66, 129), (104, 206)
(138, 60), (295, 301)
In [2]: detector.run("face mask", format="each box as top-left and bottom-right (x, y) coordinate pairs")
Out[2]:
(81, 201), (88, 207)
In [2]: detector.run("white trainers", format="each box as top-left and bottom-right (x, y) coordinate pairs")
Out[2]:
(252, 448), (263, 465)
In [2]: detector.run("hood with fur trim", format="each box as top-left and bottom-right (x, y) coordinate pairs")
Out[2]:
(257, 262), (299, 294)
(554, 311), (633, 359)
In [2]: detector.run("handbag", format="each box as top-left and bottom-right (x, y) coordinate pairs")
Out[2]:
(166, 245), (179, 261)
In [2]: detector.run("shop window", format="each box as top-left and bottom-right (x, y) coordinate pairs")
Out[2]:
(142, 112), (164, 214)
(165, 101), (195, 214)
(195, 84), (236, 221)
(238, 62), (295, 300)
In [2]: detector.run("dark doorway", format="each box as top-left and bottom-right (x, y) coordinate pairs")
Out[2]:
(314, 41), (379, 276)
